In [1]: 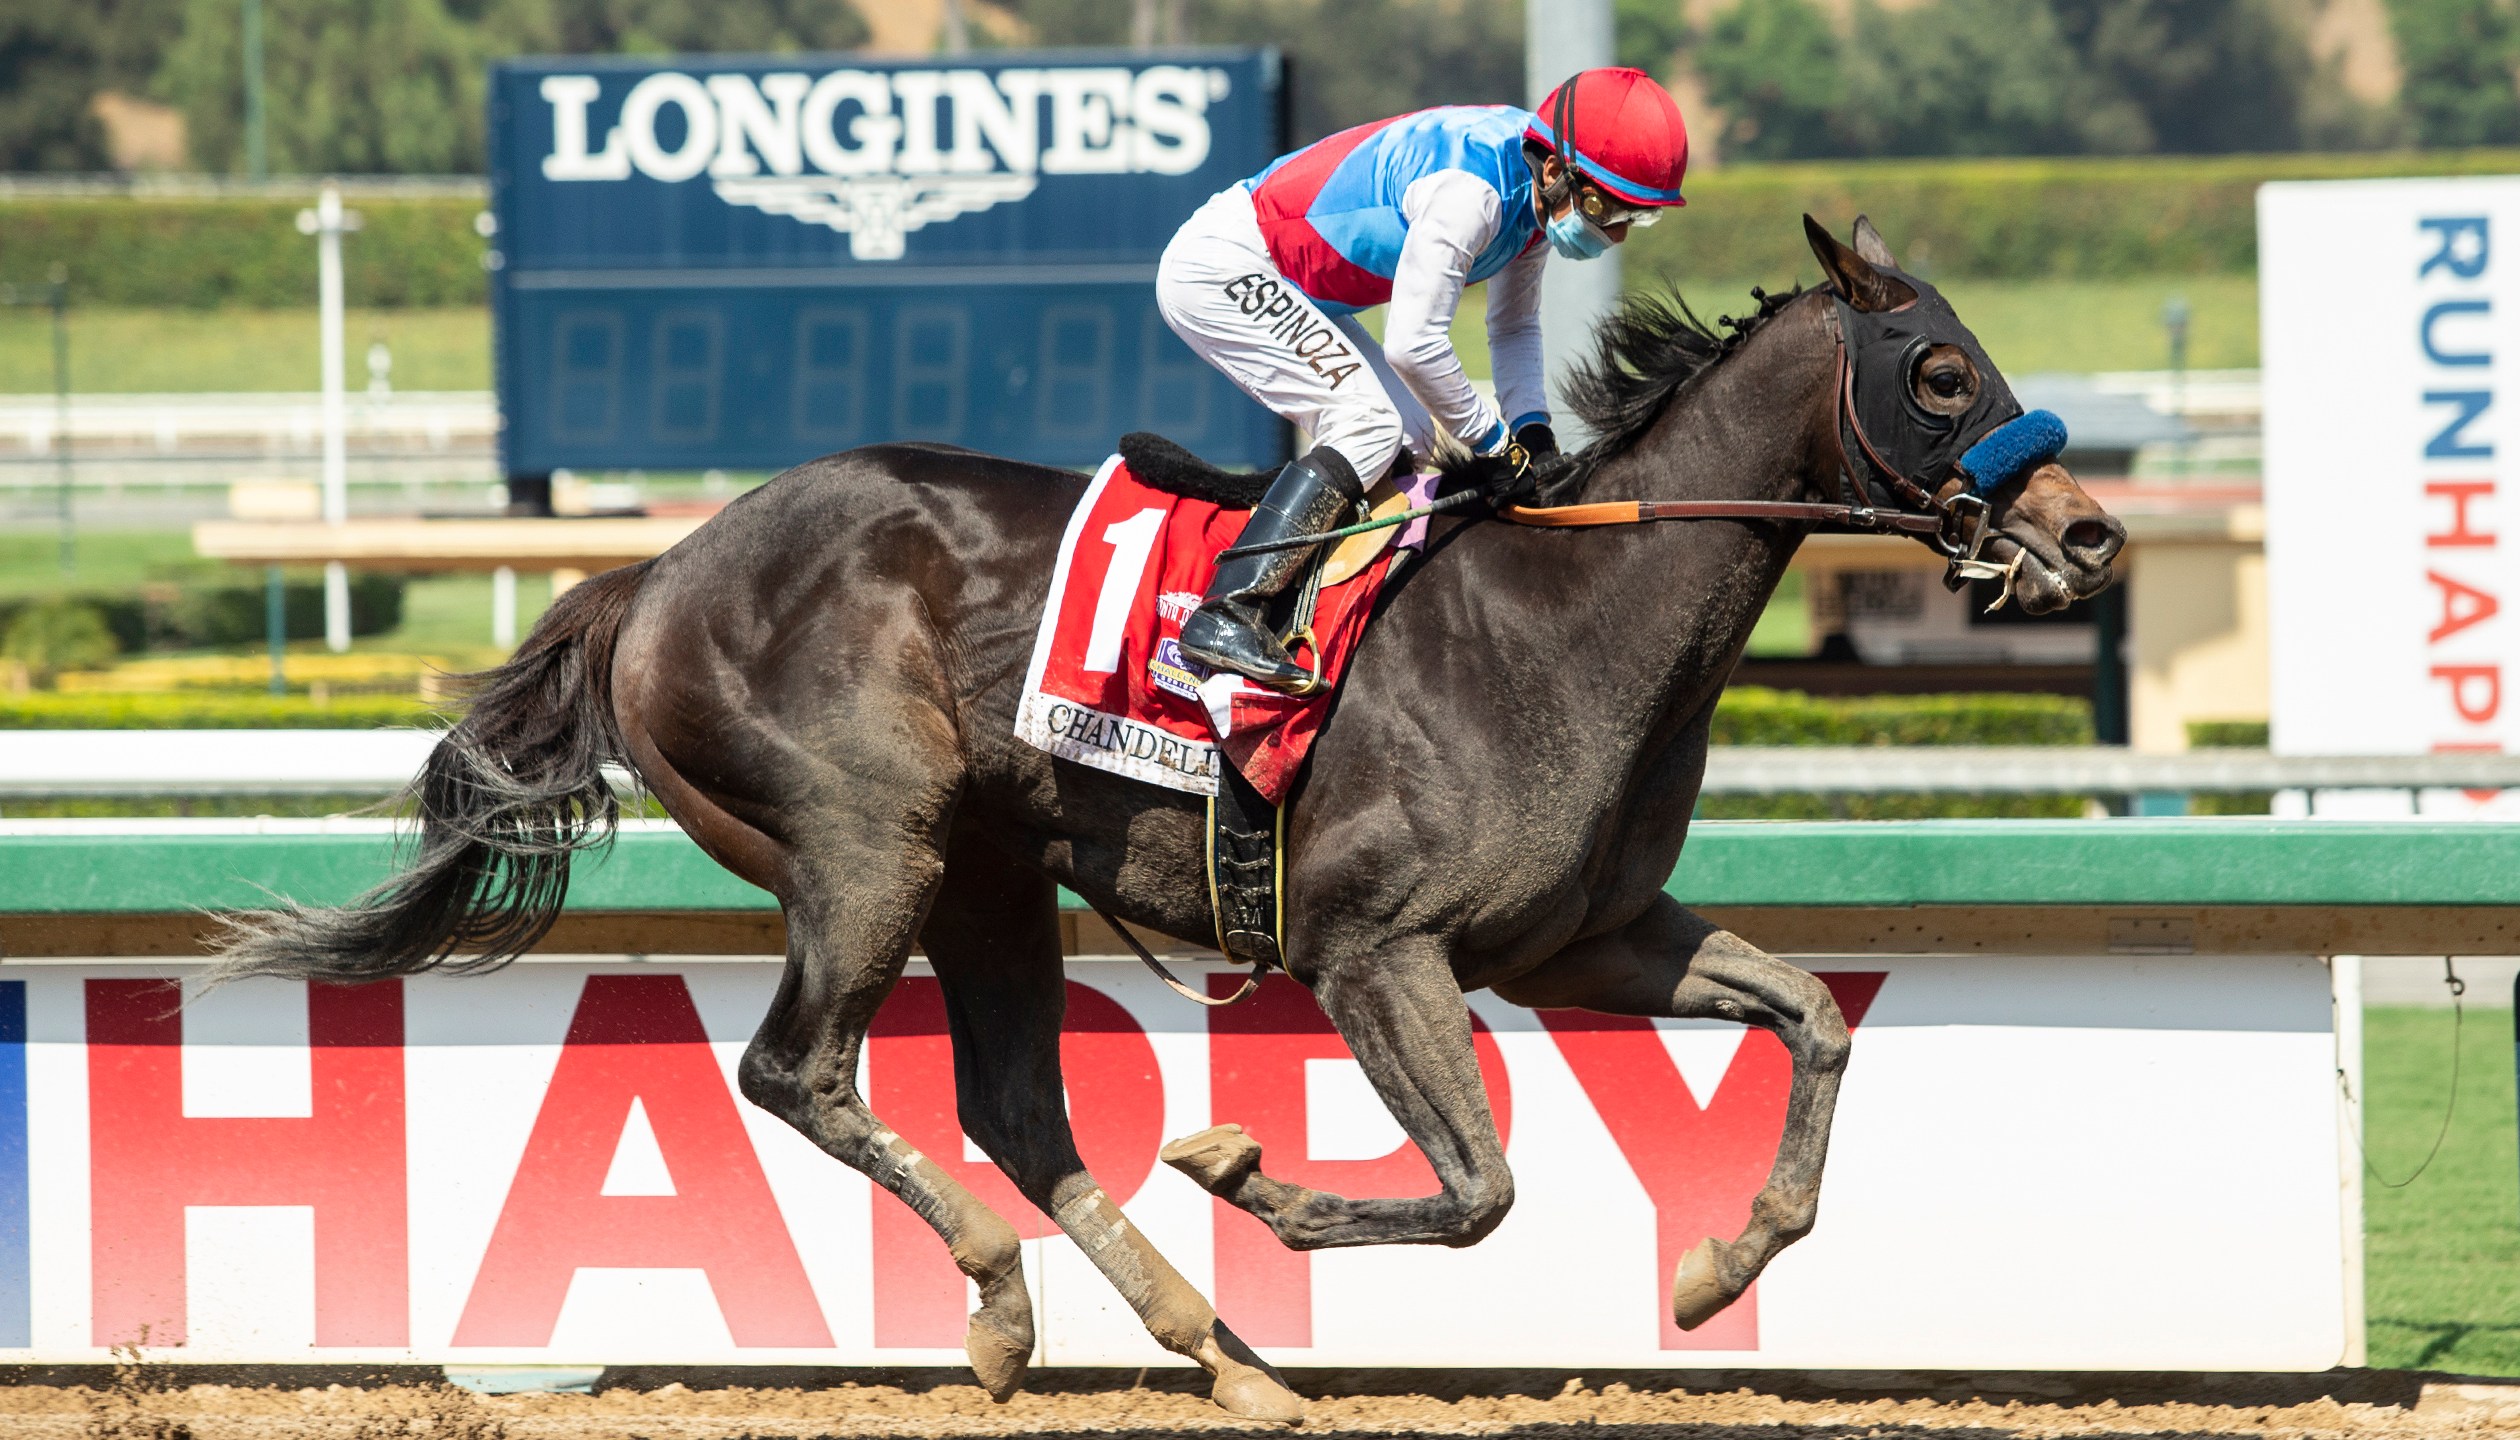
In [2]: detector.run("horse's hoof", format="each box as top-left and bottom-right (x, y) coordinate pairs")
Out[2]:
(965, 1315), (1033, 1402)
(1212, 1365), (1306, 1424)
(1161, 1123), (1263, 1194)
(1671, 1237), (1737, 1331)
(1199, 1319), (1304, 1424)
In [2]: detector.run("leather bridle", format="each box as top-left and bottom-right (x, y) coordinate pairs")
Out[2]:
(1500, 295), (2015, 590)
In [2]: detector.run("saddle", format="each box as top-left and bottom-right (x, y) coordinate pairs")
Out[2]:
(1118, 432), (1420, 587)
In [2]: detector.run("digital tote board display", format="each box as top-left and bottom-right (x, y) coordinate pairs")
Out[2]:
(487, 50), (1288, 476)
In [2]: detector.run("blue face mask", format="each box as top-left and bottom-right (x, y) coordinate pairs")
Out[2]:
(1545, 207), (1611, 261)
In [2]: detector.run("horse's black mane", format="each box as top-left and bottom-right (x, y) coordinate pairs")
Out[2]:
(1453, 283), (1809, 503)
(1567, 286), (1805, 458)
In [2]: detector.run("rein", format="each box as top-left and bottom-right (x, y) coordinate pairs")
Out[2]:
(1501, 496), (1940, 533)
(1227, 302), (2008, 562)
(1506, 307), (2013, 593)
(1502, 320), (1955, 546)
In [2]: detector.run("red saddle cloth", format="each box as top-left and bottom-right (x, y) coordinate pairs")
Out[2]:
(1015, 455), (1394, 805)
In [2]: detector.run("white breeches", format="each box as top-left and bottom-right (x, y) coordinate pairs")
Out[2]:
(1155, 186), (1434, 484)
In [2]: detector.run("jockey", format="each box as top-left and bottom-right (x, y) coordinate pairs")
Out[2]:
(1157, 67), (1690, 694)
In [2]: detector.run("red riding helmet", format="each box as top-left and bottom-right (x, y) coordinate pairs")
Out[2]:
(1524, 67), (1689, 209)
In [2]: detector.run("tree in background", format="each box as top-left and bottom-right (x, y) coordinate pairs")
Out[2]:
(483, 0), (869, 60)
(159, 0), (490, 173)
(159, 0), (869, 174)
(1835, 0), (2133, 156)
(2050, 0), (2314, 151)
(1692, 0), (1838, 160)
(1694, 0), (2368, 158)
(0, 0), (185, 169)
(1010, 0), (1519, 144)
(2390, 0), (2520, 145)
(1616, 0), (1687, 74)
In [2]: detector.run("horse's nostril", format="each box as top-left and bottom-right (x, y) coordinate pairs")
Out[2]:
(2063, 518), (2124, 565)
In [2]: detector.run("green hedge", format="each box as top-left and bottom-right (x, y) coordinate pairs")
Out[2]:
(1710, 686), (2092, 746)
(0, 197), (486, 308)
(1633, 149), (2520, 282)
(0, 576), (403, 652)
(0, 692), (441, 728)
(10, 150), (2520, 306)
(1704, 686), (2092, 818)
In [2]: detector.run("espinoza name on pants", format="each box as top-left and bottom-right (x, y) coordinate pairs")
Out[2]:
(1223, 273), (1364, 388)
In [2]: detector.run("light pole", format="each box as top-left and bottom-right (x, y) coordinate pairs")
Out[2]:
(1527, 0), (1617, 442)
(46, 266), (68, 578)
(2, 272), (76, 578)
(297, 182), (361, 652)
(2162, 294), (2191, 477)
(242, 0), (267, 181)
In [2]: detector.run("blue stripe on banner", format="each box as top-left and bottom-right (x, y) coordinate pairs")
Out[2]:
(0, 982), (26, 1347)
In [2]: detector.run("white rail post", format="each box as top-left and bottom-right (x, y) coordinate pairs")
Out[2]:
(2330, 953), (2367, 1366)
(1527, 0), (1618, 444)
(492, 566), (518, 648)
(298, 181), (362, 652)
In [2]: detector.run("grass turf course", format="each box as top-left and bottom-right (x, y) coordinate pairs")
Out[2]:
(0, 306), (489, 394)
(2366, 1004), (2520, 1376)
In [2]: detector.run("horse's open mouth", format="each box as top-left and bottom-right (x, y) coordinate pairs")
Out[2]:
(1990, 520), (2118, 615)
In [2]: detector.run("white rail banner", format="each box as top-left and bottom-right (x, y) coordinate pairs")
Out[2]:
(0, 957), (2348, 1368)
(2263, 177), (2520, 811)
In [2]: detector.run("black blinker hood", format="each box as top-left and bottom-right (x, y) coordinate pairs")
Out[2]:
(1833, 265), (2022, 499)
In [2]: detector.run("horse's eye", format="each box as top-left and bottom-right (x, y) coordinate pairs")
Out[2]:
(1914, 348), (1976, 410)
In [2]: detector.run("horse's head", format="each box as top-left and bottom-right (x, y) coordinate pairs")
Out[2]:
(1803, 216), (2125, 615)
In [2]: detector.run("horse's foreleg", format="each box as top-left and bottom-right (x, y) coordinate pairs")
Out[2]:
(1495, 897), (1852, 1330)
(1163, 943), (1516, 1251)
(922, 843), (1302, 1424)
(736, 826), (1038, 1402)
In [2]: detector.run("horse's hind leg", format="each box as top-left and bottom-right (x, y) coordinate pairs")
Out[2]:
(1161, 939), (1516, 1250)
(921, 837), (1304, 1424)
(736, 827), (1038, 1400)
(1495, 895), (1852, 1330)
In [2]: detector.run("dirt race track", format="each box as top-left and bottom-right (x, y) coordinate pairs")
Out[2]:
(12, 1368), (2520, 1440)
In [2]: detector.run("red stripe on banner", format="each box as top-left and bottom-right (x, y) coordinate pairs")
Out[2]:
(1204, 974), (1512, 1348)
(865, 978), (1164, 1350)
(1538, 972), (1884, 1351)
(451, 974), (831, 1348)
(86, 979), (408, 1348)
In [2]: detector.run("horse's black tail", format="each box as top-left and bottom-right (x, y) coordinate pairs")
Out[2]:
(208, 560), (655, 985)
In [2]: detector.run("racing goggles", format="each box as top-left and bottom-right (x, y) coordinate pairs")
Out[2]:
(1576, 185), (1663, 230)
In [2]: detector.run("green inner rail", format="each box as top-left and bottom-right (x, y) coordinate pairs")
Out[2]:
(10, 819), (2520, 915)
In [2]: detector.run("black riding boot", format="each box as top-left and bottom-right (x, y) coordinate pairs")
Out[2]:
(1180, 446), (1364, 696)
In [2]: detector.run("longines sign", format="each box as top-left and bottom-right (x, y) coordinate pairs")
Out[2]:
(532, 64), (1231, 259)
(486, 52), (1285, 473)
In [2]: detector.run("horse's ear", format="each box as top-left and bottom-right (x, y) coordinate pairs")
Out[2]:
(1851, 214), (1898, 269)
(1803, 213), (1914, 313)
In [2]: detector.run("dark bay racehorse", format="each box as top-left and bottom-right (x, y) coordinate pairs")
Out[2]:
(215, 219), (2122, 1421)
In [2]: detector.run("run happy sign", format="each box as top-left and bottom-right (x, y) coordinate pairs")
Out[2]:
(0, 959), (2348, 1369)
